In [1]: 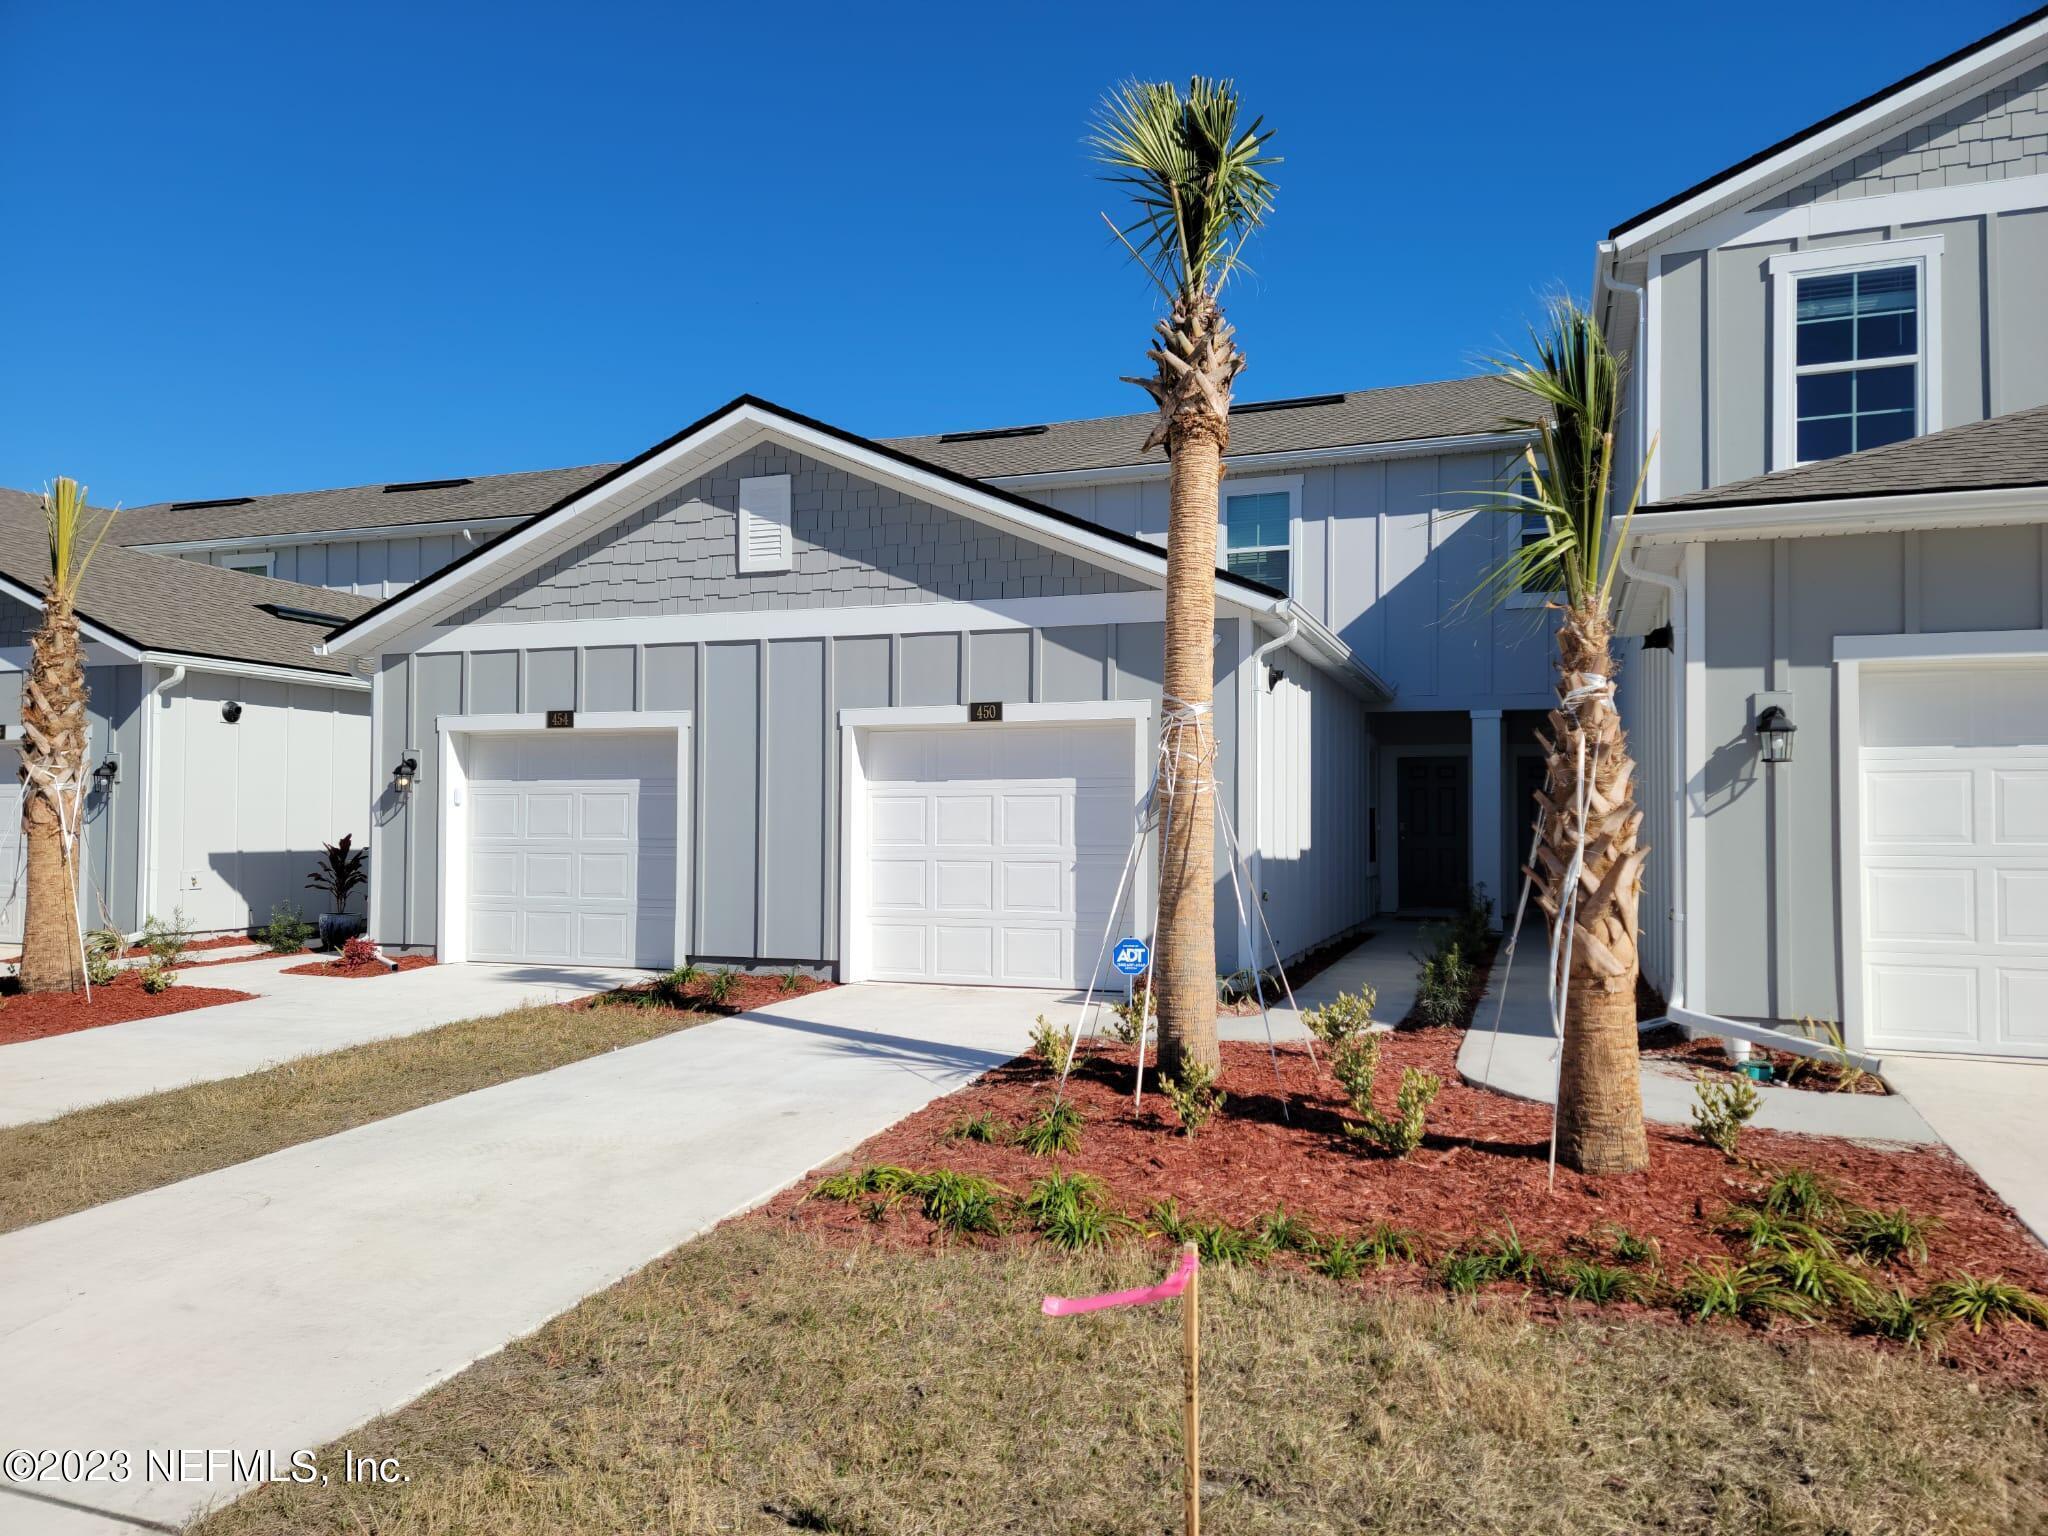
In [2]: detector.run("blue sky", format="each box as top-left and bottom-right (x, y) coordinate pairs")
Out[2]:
(0, 0), (2021, 507)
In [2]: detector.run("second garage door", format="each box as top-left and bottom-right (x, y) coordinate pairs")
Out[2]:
(862, 723), (1132, 987)
(467, 732), (679, 968)
(1858, 659), (2048, 1056)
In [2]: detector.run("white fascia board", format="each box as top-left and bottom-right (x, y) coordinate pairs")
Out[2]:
(323, 400), (1288, 658)
(1611, 17), (2048, 255)
(838, 700), (1152, 730)
(1632, 485), (2048, 544)
(0, 572), (144, 659)
(984, 430), (1537, 491)
(1263, 601), (1392, 701)
(136, 651), (372, 692)
(1654, 170), (2048, 264)
(1834, 628), (2048, 663)
(126, 515), (525, 557)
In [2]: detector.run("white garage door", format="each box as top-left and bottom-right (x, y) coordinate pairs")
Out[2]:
(0, 763), (20, 944)
(466, 732), (678, 968)
(1858, 660), (2048, 1056)
(861, 723), (1132, 987)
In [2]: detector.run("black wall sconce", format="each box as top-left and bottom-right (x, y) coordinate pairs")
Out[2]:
(92, 756), (120, 791)
(1756, 704), (1796, 765)
(221, 701), (243, 724)
(391, 755), (419, 799)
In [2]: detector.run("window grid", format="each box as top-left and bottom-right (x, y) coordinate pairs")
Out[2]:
(1793, 264), (1920, 463)
(1223, 489), (1290, 593)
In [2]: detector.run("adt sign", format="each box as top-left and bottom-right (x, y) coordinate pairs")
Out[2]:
(1112, 938), (1150, 977)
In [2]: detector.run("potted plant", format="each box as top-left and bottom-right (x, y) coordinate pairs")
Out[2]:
(307, 834), (369, 950)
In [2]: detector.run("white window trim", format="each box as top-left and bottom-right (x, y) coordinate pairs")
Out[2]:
(735, 472), (794, 574)
(1768, 236), (1943, 471)
(216, 551), (276, 577)
(432, 711), (694, 966)
(1219, 473), (1302, 596)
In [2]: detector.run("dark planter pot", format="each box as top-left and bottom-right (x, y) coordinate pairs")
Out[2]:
(319, 912), (367, 951)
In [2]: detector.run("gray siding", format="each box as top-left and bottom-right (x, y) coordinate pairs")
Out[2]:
(1754, 60), (2048, 210)
(371, 618), (1272, 970)
(178, 530), (474, 597)
(1700, 524), (2048, 1023)
(449, 444), (1142, 626)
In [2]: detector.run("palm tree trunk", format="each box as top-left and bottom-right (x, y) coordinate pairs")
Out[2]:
(1155, 423), (1223, 1082)
(1536, 607), (1648, 1174)
(19, 605), (89, 993)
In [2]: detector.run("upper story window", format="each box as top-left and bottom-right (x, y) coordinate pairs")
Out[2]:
(1769, 237), (1942, 469)
(217, 552), (275, 578)
(1221, 475), (1299, 592)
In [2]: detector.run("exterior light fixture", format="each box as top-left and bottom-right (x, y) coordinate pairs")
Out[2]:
(221, 700), (243, 724)
(92, 756), (119, 790)
(1756, 705), (1796, 765)
(391, 756), (419, 798)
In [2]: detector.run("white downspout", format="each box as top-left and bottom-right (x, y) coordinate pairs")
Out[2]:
(137, 662), (185, 934)
(1246, 614), (1299, 965)
(1618, 547), (1684, 1013)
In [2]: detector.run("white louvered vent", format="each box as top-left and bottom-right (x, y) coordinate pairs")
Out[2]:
(736, 473), (793, 574)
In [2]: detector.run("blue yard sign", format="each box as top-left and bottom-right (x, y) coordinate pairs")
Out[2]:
(1112, 938), (1150, 977)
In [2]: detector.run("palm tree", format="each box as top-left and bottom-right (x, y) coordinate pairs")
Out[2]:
(1089, 78), (1277, 1083)
(18, 477), (115, 993)
(1477, 299), (1652, 1174)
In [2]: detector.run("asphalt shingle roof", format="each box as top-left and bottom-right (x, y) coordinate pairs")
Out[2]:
(1646, 403), (2048, 511)
(116, 376), (1530, 545)
(0, 488), (372, 677)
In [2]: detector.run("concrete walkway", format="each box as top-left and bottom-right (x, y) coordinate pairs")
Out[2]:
(1209, 922), (1428, 1044)
(0, 955), (642, 1129)
(1884, 1056), (2048, 1244)
(1455, 938), (1939, 1144)
(0, 982), (1046, 1534)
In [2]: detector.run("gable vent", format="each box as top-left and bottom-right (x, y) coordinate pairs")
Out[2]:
(937, 424), (1050, 443)
(382, 477), (474, 494)
(167, 496), (255, 511)
(736, 473), (793, 574)
(1232, 393), (1345, 415)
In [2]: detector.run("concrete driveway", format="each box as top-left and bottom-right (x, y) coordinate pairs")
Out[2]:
(1884, 1056), (2048, 1244)
(0, 956), (642, 1129)
(0, 981), (1045, 1534)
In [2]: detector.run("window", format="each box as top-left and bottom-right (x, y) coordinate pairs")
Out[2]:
(218, 552), (274, 577)
(1221, 477), (1298, 592)
(1505, 468), (1555, 608)
(1769, 238), (1941, 469)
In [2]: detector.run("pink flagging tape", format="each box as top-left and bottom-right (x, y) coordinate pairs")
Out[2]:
(1041, 1248), (1197, 1317)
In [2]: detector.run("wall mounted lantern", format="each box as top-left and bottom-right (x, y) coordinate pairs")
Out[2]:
(92, 756), (120, 791)
(391, 756), (419, 798)
(1756, 705), (1796, 765)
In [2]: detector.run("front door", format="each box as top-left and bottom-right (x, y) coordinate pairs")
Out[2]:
(1398, 756), (1468, 911)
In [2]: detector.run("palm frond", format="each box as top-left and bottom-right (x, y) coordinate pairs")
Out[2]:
(1088, 76), (1279, 301)
(1466, 297), (1655, 617)
(40, 477), (118, 605)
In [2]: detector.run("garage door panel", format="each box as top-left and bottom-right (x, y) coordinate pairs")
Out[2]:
(524, 909), (575, 960)
(470, 908), (519, 956)
(1865, 866), (1975, 942)
(1000, 928), (1067, 984)
(1867, 963), (1979, 1043)
(870, 796), (926, 844)
(934, 925), (995, 979)
(526, 795), (574, 839)
(1864, 771), (1972, 845)
(1001, 793), (1064, 847)
(1995, 869), (2048, 942)
(524, 853), (575, 898)
(472, 792), (521, 839)
(1998, 970), (2048, 1045)
(577, 913), (631, 963)
(870, 923), (927, 974)
(579, 852), (630, 900)
(580, 793), (632, 840)
(1001, 860), (1065, 914)
(934, 794), (995, 845)
(935, 860), (994, 911)
(471, 851), (520, 898)
(1994, 773), (2048, 842)
(870, 859), (926, 909)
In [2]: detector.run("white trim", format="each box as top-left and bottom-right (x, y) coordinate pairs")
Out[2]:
(984, 431), (1539, 490)
(320, 403), (1299, 656)
(415, 592), (1177, 655)
(1768, 237), (1943, 471)
(1235, 614), (1259, 975)
(367, 664), (388, 945)
(1219, 472), (1302, 596)
(1642, 169), (2048, 265)
(1835, 627), (2048, 663)
(1681, 544), (1709, 1012)
(127, 515), (524, 557)
(833, 700), (1153, 984)
(1645, 251), (1664, 505)
(134, 650), (370, 693)
(0, 643), (132, 673)
(1635, 484), (2048, 543)
(0, 572), (143, 659)
(1610, 13), (2048, 251)
(431, 710), (693, 967)
(735, 473), (793, 574)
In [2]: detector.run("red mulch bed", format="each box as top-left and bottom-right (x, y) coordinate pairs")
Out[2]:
(1641, 1023), (1889, 1095)
(281, 954), (438, 979)
(769, 1030), (2048, 1382)
(115, 933), (253, 960)
(565, 969), (836, 1017)
(0, 970), (257, 1046)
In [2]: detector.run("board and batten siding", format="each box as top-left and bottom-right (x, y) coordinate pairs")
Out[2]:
(1698, 521), (2048, 1023)
(1035, 449), (1557, 712)
(372, 620), (1249, 970)
(178, 530), (477, 598)
(1256, 660), (1372, 963)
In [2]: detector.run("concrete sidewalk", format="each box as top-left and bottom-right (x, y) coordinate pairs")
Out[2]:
(0, 981), (1044, 1534)
(0, 956), (641, 1128)
(1884, 1056), (2048, 1244)
(1212, 923), (1429, 1044)
(1455, 939), (1939, 1144)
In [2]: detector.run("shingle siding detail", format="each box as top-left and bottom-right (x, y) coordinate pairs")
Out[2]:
(1754, 60), (2048, 210)
(448, 445), (1145, 625)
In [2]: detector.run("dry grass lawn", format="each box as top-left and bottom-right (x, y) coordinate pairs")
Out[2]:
(0, 999), (712, 1234)
(199, 1222), (2048, 1536)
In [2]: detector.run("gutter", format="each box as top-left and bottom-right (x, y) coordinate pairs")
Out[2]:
(1634, 483), (2048, 542)
(138, 662), (186, 928)
(138, 651), (371, 693)
(1262, 600), (1392, 701)
(983, 429), (1539, 490)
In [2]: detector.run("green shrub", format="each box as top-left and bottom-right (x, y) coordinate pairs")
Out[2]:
(944, 1114), (1009, 1145)
(1217, 968), (1267, 1008)
(140, 908), (192, 968)
(1310, 1237), (1369, 1280)
(704, 967), (740, 1006)
(1553, 1258), (1648, 1305)
(1028, 1014), (1080, 1075)
(915, 1169), (1010, 1237)
(1607, 1226), (1660, 1267)
(1254, 1205), (1319, 1256)
(1451, 886), (1495, 955)
(813, 1164), (918, 1203)
(1015, 1098), (1084, 1157)
(1438, 1251), (1492, 1295)
(1841, 1205), (1935, 1267)
(137, 962), (176, 995)
(1676, 1259), (1817, 1324)
(1188, 1220), (1260, 1267)
(1859, 1286), (1938, 1347)
(1310, 1222), (1422, 1278)
(1023, 1171), (1124, 1251)
(1147, 1197), (1192, 1243)
(84, 926), (124, 985)
(778, 967), (806, 993)
(1158, 1061), (1226, 1138)
(1332, 1034), (1440, 1157)
(1690, 1071), (1759, 1156)
(260, 903), (315, 955)
(1480, 1222), (1545, 1285)
(1410, 943), (1473, 1028)
(1101, 994), (1150, 1046)
(1303, 987), (1376, 1048)
(1719, 1205), (1836, 1257)
(1923, 1275), (2048, 1332)
(1759, 1167), (1843, 1223)
(1751, 1246), (1876, 1313)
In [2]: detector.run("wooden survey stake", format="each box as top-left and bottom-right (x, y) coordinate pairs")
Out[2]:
(1182, 1239), (1201, 1536)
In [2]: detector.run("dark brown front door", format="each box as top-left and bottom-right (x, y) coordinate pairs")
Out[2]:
(1398, 756), (1468, 911)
